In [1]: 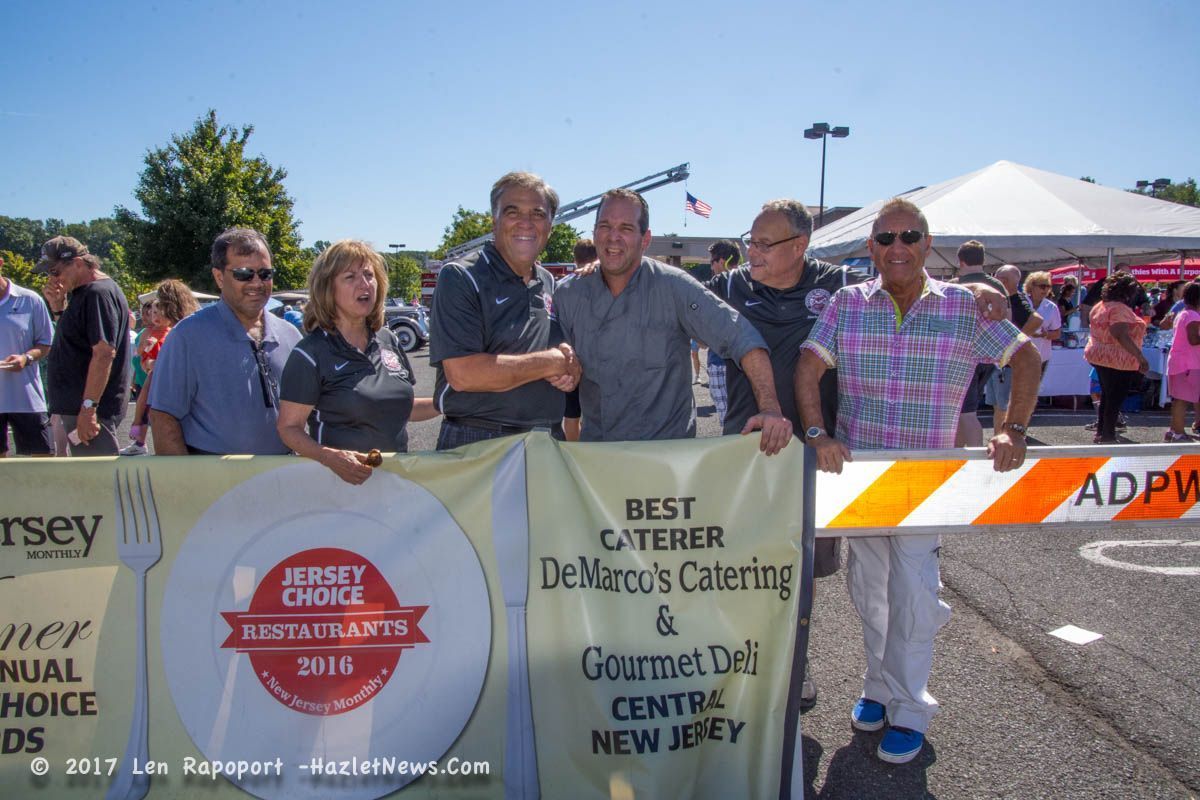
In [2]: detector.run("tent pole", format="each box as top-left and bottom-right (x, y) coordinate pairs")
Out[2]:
(1106, 248), (1114, 277)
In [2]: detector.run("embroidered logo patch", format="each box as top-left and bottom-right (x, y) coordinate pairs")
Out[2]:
(381, 349), (408, 378)
(805, 288), (832, 315)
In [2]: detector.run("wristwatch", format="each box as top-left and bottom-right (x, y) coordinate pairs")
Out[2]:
(805, 426), (826, 440)
(81, 399), (98, 410)
(1002, 422), (1028, 436)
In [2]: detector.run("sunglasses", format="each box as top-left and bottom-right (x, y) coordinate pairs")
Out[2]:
(229, 267), (275, 282)
(872, 230), (924, 246)
(740, 233), (805, 252)
(249, 341), (279, 409)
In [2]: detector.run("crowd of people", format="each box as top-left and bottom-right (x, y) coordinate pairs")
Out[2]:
(2, 169), (1196, 768)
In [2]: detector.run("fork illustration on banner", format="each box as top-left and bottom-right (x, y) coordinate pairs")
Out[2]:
(106, 469), (163, 800)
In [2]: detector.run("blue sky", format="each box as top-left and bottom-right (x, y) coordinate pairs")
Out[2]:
(2, 0), (1197, 250)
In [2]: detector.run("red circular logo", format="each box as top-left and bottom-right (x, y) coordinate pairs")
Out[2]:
(220, 547), (429, 716)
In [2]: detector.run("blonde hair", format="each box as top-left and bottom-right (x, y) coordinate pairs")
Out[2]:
(1023, 271), (1052, 292)
(303, 240), (389, 334)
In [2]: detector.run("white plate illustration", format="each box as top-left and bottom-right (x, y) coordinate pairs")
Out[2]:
(160, 463), (491, 799)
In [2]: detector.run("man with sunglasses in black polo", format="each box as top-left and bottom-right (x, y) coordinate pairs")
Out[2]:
(35, 236), (131, 455)
(150, 228), (300, 455)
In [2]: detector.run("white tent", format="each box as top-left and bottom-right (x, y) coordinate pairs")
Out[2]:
(807, 160), (1200, 274)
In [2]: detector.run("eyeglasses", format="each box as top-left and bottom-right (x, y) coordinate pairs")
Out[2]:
(46, 260), (73, 277)
(229, 267), (275, 282)
(872, 230), (924, 246)
(740, 233), (805, 252)
(249, 341), (280, 409)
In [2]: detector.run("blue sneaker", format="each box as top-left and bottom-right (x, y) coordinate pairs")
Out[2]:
(877, 726), (924, 764)
(850, 698), (886, 731)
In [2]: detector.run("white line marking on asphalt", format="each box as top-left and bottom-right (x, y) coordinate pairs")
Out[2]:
(1078, 539), (1200, 576)
(1048, 624), (1104, 645)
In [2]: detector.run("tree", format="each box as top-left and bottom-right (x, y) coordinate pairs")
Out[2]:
(1150, 179), (1199, 208)
(106, 243), (155, 309)
(542, 223), (580, 263)
(383, 253), (423, 301)
(0, 217), (48, 261)
(0, 250), (44, 294)
(432, 207), (493, 259)
(115, 110), (307, 291)
(0, 215), (128, 263)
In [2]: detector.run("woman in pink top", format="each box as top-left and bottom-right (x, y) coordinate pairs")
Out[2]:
(1084, 273), (1148, 444)
(1164, 282), (1200, 441)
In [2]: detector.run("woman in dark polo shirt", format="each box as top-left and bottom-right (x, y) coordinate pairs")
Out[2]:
(277, 240), (438, 483)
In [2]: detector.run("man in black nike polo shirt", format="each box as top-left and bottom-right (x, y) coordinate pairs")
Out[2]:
(429, 172), (581, 450)
(709, 200), (868, 441)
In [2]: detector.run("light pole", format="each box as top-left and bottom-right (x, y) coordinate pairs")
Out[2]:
(1135, 178), (1171, 198)
(803, 123), (849, 229)
(388, 243), (406, 253)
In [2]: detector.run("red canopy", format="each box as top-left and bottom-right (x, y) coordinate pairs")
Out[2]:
(1049, 258), (1200, 285)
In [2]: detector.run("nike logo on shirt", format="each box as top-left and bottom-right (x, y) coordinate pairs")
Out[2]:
(334, 361), (350, 371)
(745, 300), (763, 307)
(495, 297), (511, 305)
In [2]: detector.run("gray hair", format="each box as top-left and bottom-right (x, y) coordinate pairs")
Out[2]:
(760, 199), (814, 238)
(873, 198), (929, 235)
(489, 172), (560, 222)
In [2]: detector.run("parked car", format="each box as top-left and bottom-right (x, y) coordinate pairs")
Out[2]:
(384, 298), (430, 352)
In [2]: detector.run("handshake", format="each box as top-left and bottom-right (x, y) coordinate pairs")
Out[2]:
(545, 343), (582, 392)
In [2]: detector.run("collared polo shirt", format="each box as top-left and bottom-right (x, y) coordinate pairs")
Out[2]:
(1009, 291), (1035, 329)
(149, 300), (300, 454)
(429, 243), (564, 427)
(553, 257), (767, 441)
(801, 275), (1026, 451)
(280, 327), (416, 452)
(707, 258), (869, 435)
(0, 281), (53, 413)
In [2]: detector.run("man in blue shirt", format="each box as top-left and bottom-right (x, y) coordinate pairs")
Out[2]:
(149, 228), (300, 455)
(0, 254), (54, 456)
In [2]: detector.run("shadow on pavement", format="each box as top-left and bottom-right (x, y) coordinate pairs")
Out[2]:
(805, 730), (938, 799)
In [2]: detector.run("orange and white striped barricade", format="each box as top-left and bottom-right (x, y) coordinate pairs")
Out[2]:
(813, 443), (1200, 537)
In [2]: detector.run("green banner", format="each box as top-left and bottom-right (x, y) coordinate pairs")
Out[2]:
(1, 434), (806, 799)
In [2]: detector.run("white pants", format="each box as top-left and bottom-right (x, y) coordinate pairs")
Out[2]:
(847, 533), (951, 733)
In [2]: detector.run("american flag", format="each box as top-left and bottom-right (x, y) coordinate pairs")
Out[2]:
(685, 192), (712, 218)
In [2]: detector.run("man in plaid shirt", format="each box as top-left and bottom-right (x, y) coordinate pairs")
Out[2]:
(796, 198), (1040, 764)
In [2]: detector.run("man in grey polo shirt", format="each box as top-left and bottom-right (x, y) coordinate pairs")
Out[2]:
(552, 188), (791, 453)
(149, 228), (300, 455)
(430, 171), (580, 450)
(0, 254), (54, 456)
